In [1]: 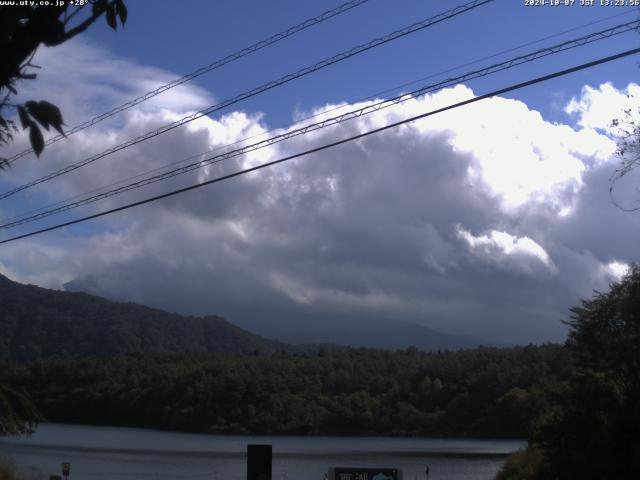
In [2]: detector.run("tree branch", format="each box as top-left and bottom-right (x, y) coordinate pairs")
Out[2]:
(47, 2), (112, 46)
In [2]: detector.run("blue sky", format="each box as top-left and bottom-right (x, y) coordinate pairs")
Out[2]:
(0, 0), (639, 345)
(84, 0), (639, 125)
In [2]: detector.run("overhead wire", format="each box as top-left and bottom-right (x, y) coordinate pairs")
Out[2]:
(1, 10), (636, 227)
(3, 6), (633, 226)
(1, 46), (638, 245)
(0, 0), (495, 201)
(1, 19), (638, 230)
(7, 4), (633, 227)
(359, 7), (639, 103)
(4, 0), (371, 164)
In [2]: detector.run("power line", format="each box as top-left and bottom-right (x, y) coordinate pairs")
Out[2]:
(1, 47), (638, 245)
(0, 0), (495, 201)
(5, 0), (370, 164)
(2, 19), (637, 229)
(4, 9), (633, 227)
(360, 7), (639, 104)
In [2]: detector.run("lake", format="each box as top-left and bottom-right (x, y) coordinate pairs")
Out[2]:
(0, 424), (523, 480)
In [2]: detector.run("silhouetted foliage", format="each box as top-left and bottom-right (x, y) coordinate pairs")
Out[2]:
(0, 457), (45, 480)
(0, 0), (127, 165)
(610, 99), (640, 210)
(0, 382), (41, 435)
(495, 446), (543, 480)
(497, 265), (640, 479)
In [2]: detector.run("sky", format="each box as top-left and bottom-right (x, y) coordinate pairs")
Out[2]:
(0, 0), (639, 344)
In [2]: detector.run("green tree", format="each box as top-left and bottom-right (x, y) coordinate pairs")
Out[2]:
(0, 0), (127, 165)
(495, 447), (544, 480)
(0, 382), (41, 435)
(498, 265), (640, 479)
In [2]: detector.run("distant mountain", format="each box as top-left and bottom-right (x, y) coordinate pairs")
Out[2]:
(0, 274), (291, 361)
(279, 322), (499, 351)
(0, 273), (496, 361)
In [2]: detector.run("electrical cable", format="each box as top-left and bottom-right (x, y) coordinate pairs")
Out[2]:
(1, 19), (637, 229)
(1, 46), (638, 245)
(359, 7), (638, 104)
(0, 0), (495, 200)
(4, 0), (370, 164)
(3, 7), (633, 226)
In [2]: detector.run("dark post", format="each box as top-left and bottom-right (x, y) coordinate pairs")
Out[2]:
(247, 444), (272, 480)
(425, 465), (430, 480)
(61, 462), (70, 480)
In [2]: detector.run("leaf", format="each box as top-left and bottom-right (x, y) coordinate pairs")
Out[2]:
(115, 0), (127, 26)
(25, 100), (65, 135)
(106, 2), (117, 30)
(40, 101), (65, 136)
(29, 124), (44, 157)
(17, 106), (30, 129)
(25, 101), (49, 130)
(92, 0), (107, 17)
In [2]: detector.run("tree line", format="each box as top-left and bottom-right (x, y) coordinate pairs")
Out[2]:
(1, 343), (570, 438)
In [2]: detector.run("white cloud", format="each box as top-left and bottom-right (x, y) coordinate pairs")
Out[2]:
(1, 42), (638, 344)
(457, 226), (555, 272)
(442, 92), (614, 210)
(565, 82), (640, 135)
(348, 85), (616, 211)
(602, 260), (629, 281)
(26, 42), (214, 120)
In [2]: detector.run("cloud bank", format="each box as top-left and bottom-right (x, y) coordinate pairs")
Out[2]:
(0, 41), (637, 344)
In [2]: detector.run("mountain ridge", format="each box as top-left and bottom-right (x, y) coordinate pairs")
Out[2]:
(278, 322), (500, 351)
(0, 273), (496, 360)
(0, 273), (291, 361)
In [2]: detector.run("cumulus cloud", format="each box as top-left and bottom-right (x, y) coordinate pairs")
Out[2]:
(565, 82), (640, 211)
(565, 82), (640, 134)
(457, 227), (556, 273)
(0, 42), (638, 344)
(602, 260), (630, 281)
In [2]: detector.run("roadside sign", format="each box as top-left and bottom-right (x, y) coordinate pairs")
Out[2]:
(62, 463), (70, 477)
(328, 468), (402, 480)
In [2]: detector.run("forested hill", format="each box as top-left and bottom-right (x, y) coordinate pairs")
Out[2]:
(1, 345), (571, 437)
(0, 274), (291, 361)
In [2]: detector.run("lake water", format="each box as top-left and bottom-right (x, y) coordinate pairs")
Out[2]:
(0, 424), (523, 480)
